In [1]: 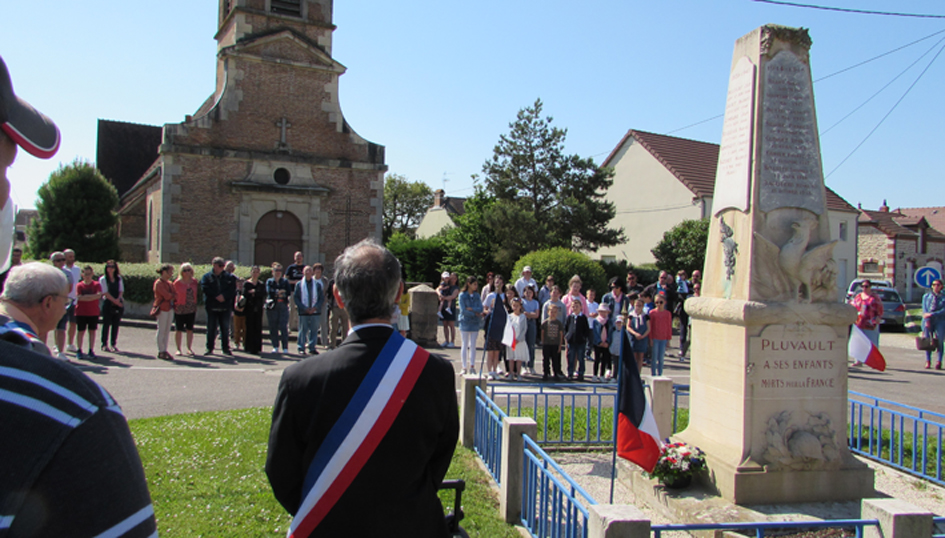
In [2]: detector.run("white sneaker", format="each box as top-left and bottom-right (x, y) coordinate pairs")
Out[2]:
(437, 311), (444, 320)
(281, 348), (289, 354)
(272, 347), (281, 354)
(66, 344), (78, 352)
(56, 352), (67, 361)
(445, 308), (453, 315)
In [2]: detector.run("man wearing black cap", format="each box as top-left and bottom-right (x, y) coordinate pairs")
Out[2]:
(0, 56), (157, 537)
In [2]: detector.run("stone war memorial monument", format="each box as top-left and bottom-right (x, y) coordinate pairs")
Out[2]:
(680, 25), (874, 504)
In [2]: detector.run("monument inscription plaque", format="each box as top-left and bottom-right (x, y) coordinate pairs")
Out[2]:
(750, 325), (843, 398)
(713, 56), (756, 215)
(759, 50), (824, 215)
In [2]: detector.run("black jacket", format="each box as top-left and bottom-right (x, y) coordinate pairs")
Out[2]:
(200, 270), (237, 311)
(266, 326), (459, 537)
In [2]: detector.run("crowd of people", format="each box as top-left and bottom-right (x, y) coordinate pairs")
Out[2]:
(146, 253), (340, 361)
(447, 266), (702, 382)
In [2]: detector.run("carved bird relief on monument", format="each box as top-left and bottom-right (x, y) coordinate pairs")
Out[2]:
(753, 213), (837, 303)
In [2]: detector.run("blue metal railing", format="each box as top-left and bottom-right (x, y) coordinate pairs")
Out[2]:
(488, 383), (618, 446)
(848, 390), (945, 486)
(521, 434), (596, 538)
(672, 383), (689, 433)
(933, 516), (945, 538)
(652, 518), (879, 537)
(475, 386), (508, 484)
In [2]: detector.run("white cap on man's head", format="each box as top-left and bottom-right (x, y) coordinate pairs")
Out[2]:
(523, 266), (532, 273)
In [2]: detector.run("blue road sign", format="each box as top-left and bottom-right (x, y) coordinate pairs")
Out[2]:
(914, 266), (942, 288)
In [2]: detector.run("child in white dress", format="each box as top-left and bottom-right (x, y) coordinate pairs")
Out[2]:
(507, 297), (529, 381)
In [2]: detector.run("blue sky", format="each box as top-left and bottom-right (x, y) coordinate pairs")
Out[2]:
(2, 1), (943, 212)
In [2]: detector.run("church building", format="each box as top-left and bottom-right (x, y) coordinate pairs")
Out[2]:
(98, 0), (386, 268)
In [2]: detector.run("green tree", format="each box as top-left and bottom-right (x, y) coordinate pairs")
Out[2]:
(513, 248), (608, 300)
(651, 219), (710, 276)
(386, 232), (446, 284)
(382, 173), (434, 242)
(28, 160), (120, 262)
(441, 188), (506, 279)
(480, 98), (624, 263)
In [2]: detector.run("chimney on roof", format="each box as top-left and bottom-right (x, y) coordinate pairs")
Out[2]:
(434, 189), (445, 208)
(879, 199), (889, 213)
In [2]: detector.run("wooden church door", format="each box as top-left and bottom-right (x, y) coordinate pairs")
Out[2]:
(254, 210), (303, 267)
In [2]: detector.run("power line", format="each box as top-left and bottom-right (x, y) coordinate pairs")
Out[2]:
(667, 114), (724, 135)
(752, 0), (945, 19)
(825, 39), (945, 178)
(666, 27), (945, 137)
(821, 35), (945, 136)
(814, 28), (945, 82)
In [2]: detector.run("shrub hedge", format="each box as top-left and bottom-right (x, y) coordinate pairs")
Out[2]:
(511, 248), (608, 298)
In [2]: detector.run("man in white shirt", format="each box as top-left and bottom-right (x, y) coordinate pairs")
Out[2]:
(63, 248), (80, 352)
(514, 266), (538, 298)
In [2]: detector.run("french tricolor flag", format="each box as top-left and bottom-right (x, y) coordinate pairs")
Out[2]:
(848, 325), (886, 372)
(616, 357), (663, 472)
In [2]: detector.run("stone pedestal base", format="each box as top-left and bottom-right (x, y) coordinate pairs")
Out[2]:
(678, 429), (874, 504)
(680, 297), (873, 505)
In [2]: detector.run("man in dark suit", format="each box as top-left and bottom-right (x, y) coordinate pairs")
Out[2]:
(266, 238), (459, 538)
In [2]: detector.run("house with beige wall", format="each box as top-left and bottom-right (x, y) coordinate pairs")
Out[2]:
(415, 189), (466, 239)
(857, 202), (945, 301)
(599, 129), (859, 300)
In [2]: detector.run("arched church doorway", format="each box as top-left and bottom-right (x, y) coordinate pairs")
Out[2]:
(254, 210), (303, 267)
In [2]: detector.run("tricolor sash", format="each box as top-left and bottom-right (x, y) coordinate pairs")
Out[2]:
(287, 331), (430, 537)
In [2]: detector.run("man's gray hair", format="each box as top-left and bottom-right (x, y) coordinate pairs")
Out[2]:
(333, 238), (401, 324)
(49, 251), (63, 262)
(2, 262), (68, 304)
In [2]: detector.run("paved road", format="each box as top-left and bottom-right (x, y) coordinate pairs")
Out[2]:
(67, 321), (945, 420)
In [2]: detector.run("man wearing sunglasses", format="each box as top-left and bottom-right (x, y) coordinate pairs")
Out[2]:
(0, 56), (156, 537)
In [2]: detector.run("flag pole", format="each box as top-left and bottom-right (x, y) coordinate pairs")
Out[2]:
(609, 319), (624, 504)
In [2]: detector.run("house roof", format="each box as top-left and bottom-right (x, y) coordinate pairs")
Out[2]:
(440, 196), (466, 217)
(603, 128), (858, 214)
(896, 206), (945, 236)
(96, 119), (162, 198)
(859, 208), (945, 240)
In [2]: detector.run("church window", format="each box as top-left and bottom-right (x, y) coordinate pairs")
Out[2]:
(274, 168), (291, 185)
(839, 221), (847, 242)
(270, 0), (302, 17)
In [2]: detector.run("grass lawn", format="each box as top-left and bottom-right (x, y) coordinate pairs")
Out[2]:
(130, 407), (520, 537)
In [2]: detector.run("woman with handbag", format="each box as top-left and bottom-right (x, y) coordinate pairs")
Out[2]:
(266, 263), (292, 354)
(153, 264), (175, 360)
(922, 279), (945, 370)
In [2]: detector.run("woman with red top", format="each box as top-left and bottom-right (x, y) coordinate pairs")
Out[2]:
(173, 262), (199, 356)
(647, 292), (673, 376)
(75, 265), (103, 360)
(153, 264), (176, 360)
(850, 280), (884, 348)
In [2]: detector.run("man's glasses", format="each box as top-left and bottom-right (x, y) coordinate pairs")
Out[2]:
(53, 258), (65, 262)
(655, 301), (665, 305)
